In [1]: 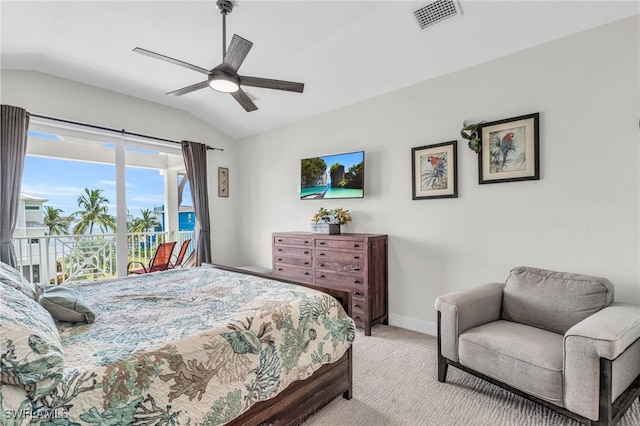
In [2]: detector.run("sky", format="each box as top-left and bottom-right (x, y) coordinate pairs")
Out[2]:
(22, 156), (181, 220)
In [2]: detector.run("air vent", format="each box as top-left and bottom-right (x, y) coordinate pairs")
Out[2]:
(412, 0), (461, 31)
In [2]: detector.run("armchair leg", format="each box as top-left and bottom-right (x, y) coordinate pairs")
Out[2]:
(437, 311), (448, 382)
(598, 358), (613, 426)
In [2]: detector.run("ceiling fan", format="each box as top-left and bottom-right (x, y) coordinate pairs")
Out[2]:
(133, 0), (304, 112)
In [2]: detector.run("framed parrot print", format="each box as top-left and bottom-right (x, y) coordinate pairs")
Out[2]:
(478, 113), (539, 184)
(412, 141), (458, 200)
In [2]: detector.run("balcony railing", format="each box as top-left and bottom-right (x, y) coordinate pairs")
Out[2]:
(12, 231), (194, 285)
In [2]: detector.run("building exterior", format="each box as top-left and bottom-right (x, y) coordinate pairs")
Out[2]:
(14, 193), (49, 282)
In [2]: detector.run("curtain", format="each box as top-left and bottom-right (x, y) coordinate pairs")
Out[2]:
(181, 140), (212, 266)
(0, 105), (30, 267)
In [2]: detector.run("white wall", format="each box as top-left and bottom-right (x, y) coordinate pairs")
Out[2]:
(236, 16), (640, 335)
(0, 70), (241, 266)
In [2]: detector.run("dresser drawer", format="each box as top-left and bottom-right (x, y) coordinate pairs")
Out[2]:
(274, 256), (311, 267)
(315, 249), (365, 263)
(273, 235), (313, 247)
(315, 270), (364, 289)
(315, 260), (363, 274)
(273, 245), (312, 258)
(273, 264), (313, 282)
(315, 238), (366, 250)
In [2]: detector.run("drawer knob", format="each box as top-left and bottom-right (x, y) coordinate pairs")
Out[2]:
(278, 268), (283, 271)
(277, 239), (283, 242)
(354, 304), (361, 309)
(353, 256), (359, 259)
(320, 241), (326, 245)
(304, 261), (310, 265)
(320, 274), (326, 278)
(304, 272), (310, 276)
(304, 251), (309, 254)
(319, 263), (325, 267)
(278, 248), (283, 252)
(354, 280), (361, 284)
(354, 244), (360, 248)
(304, 240), (310, 244)
(277, 258), (283, 261)
(320, 253), (326, 256)
(353, 267), (361, 271)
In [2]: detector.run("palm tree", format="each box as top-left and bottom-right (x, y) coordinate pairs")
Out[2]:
(131, 209), (161, 233)
(71, 188), (116, 234)
(43, 205), (69, 235)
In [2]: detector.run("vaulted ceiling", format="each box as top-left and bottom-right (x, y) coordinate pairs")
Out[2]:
(2, 1), (638, 140)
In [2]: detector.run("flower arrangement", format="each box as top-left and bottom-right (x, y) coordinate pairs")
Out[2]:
(311, 207), (352, 226)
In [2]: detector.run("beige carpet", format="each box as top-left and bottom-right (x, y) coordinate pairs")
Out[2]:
(304, 325), (640, 426)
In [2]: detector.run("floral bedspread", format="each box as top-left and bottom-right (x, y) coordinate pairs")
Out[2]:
(1, 266), (355, 425)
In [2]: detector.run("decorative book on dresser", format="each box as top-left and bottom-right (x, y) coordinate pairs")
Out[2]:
(272, 232), (388, 336)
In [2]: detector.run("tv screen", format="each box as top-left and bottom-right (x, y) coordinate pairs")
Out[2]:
(300, 151), (364, 199)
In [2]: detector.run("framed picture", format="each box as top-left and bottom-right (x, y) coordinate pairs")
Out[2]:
(478, 113), (539, 184)
(412, 141), (458, 200)
(218, 167), (229, 197)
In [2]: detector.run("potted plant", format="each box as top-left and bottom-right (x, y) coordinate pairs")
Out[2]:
(461, 121), (483, 153)
(311, 207), (352, 234)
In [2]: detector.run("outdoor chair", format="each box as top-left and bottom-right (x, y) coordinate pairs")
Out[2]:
(435, 266), (640, 426)
(168, 239), (191, 269)
(127, 241), (176, 274)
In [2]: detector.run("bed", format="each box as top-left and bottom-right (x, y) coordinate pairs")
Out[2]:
(0, 262), (355, 425)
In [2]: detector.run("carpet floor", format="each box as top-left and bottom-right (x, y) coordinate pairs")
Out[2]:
(303, 325), (640, 426)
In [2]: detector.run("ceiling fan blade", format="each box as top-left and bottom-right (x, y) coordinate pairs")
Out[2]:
(240, 76), (304, 93)
(219, 35), (253, 73)
(166, 81), (209, 96)
(230, 89), (258, 112)
(133, 47), (209, 75)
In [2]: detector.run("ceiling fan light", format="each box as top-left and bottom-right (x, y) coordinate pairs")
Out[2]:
(208, 70), (240, 93)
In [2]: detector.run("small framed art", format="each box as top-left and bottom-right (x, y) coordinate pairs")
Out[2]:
(218, 167), (229, 197)
(478, 113), (539, 184)
(412, 141), (458, 200)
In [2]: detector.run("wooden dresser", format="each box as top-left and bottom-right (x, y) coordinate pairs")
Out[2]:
(272, 232), (388, 335)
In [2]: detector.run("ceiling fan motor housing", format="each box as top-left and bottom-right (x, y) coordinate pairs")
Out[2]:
(208, 69), (240, 93)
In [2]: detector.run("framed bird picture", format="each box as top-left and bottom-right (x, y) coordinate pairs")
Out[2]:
(412, 141), (458, 200)
(478, 113), (539, 184)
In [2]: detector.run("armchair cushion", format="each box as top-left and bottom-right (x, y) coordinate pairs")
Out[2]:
(459, 320), (564, 405)
(501, 266), (614, 335)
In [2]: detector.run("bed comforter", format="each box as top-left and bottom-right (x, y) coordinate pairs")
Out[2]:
(1, 266), (355, 425)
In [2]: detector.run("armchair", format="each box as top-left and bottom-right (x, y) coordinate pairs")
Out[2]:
(435, 266), (640, 426)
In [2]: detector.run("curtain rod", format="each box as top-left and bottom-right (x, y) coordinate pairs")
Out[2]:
(30, 113), (224, 152)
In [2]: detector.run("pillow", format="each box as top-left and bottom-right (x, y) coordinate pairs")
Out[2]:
(0, 284), (64, 399)
(36, 285), (96, 324)
(0, 261), (36, 300)
(501, 266), (614, 334)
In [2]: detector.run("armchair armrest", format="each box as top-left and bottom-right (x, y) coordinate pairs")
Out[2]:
(564, 303), (640, 421)
(435, 282), (505, 362)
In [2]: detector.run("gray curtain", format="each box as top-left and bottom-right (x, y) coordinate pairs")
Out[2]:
(0, 105), (30, 267)
(181, 140), (212, 266)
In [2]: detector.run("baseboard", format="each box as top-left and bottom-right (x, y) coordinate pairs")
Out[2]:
(388, 313), (437, 336)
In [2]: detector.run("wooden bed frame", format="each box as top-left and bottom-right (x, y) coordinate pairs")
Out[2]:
(210, 264), (353, 426)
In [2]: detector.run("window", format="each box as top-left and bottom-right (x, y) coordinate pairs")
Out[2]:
(25, 205), (40, 210)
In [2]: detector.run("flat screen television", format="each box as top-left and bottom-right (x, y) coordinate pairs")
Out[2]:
(300, 151), (364, 199)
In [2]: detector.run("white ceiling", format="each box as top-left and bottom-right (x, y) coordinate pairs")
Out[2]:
(2, 1), (638, 140)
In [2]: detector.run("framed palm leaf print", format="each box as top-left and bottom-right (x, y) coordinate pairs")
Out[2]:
(478, 113), (540, 184)
(412, 141), (458, 200)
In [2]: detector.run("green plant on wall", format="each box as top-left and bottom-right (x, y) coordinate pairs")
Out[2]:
(461, 121), (483, 153)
